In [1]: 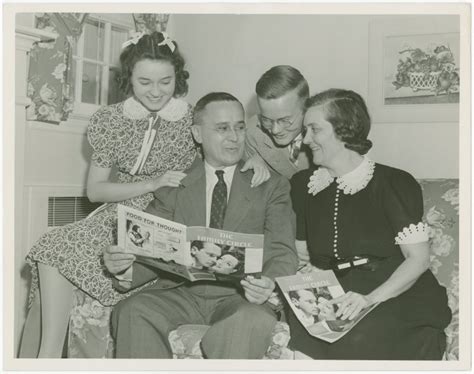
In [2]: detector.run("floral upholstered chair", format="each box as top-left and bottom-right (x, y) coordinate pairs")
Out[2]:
(68, 290), (114, 358)
(419, 179), (459, 360)
(168, 321), (304, 359)
(67, 179), (459, 360)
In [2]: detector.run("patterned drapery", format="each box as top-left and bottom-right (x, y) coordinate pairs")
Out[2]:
(26, 13), (87, 124)
(26, 13), (169, 124)
(132, 14), (170, 34)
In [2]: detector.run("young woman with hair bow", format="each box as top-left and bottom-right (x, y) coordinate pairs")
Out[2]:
(20, 31), (198, 358)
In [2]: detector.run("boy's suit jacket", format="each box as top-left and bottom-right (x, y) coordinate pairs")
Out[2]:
(121, 158), (298, 291)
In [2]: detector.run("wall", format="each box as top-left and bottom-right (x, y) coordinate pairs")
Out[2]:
(169, 14), (459, 179)
(15, 12), (460, 354)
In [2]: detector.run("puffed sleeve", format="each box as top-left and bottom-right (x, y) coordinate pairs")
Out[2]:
(87, 107), (118, 168)
(290, 170), (311, 241)
(381, 167), (428, 245)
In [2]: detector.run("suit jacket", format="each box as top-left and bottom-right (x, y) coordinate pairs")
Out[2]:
(123, 158), (298, 291)
(244, 115), (311, 180)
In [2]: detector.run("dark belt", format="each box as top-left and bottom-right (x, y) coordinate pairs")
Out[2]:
(312, 254), (387, 273)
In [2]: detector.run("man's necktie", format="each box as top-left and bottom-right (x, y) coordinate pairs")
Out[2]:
(209, 170), (227, 229)
(289, 139), (302, 164)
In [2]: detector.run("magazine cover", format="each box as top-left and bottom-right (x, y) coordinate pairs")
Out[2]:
(276, 271), (378, 343)
(117, 205), (264, 283)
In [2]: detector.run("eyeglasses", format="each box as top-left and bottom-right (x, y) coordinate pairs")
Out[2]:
(258, 112), (302, 130)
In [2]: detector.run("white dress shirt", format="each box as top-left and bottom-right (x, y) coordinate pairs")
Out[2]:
(204, 161), (237, 227)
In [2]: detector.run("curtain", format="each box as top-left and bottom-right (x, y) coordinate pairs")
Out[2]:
(132, 14), (170, 33)
(26, 13), (87, 124)
(26, 13), (169, 124)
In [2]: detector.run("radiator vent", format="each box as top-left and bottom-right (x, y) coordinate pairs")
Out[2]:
(47, 197), (102, 227)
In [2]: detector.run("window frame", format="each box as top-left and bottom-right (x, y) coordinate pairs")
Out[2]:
(69, 14), (134, 121)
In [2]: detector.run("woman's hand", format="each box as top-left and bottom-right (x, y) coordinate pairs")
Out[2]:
(330, 291), (373, 321)
(147, 170), (187, 192)
(240, 154), (271, 188)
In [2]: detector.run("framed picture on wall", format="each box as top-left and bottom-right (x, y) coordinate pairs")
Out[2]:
(368, 16), (460, 123)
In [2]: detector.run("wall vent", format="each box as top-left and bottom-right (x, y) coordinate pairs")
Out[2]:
(47, 197), (102, 227)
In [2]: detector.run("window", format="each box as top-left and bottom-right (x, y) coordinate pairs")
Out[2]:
(71, 14), (134, 118)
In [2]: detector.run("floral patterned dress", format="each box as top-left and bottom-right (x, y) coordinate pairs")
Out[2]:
(26, 96), (197, 308)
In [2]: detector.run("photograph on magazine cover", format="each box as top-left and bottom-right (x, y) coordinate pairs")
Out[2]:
(117, 204), (264, 282)
(276, 270), (379, 343)
(3, 2), (470, 372)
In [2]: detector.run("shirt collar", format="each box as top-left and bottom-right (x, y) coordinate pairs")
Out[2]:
(123, 96), (189, 121)
(307, 156), (376, 196)
(204, 161), (237, 184)
(293, 133), (303, 144)
(287, 133), (303, 149)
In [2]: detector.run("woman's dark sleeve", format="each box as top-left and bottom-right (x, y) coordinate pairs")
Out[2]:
(381, 167), (427, 244)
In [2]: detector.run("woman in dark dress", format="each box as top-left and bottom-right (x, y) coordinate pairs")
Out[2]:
(288, 89), (451, 360)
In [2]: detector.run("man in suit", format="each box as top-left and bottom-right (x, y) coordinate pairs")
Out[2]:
(104, 92), (297, 359)
(244, 65), (312, 180)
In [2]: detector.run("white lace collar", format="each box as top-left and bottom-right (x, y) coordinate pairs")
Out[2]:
(307, 156), (375, 195)
(123, 96), (189, 121)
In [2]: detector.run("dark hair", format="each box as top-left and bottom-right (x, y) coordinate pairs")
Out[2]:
(288, 290), (301, 301)
(256, 65), (309, 101)
(119, 31), (189, 97)
(289, 288), (315, 301)
(220, 246), (245, 273)
(193, 92), (243, 126)
(314, 287), (332, 300)
(304, 89), (372, 155)
(190, 240), (204, 251)
(131, 224), (140, 232)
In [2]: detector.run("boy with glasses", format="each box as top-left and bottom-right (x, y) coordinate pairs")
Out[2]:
(244, 65), (312, 180)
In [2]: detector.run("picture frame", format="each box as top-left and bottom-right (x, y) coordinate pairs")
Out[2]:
(368, 16), (460, 123)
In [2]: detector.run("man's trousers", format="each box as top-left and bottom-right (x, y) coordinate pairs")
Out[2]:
(111, 282), (277, 359)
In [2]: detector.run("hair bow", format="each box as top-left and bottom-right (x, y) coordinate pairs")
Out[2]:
(158, 32), (176, 53)
(121, 31), (146, 49)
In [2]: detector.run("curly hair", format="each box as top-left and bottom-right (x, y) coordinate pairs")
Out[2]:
(119, 31), (189, 97)
(304, 89), (373, 155)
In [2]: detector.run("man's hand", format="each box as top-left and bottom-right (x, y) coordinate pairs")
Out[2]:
(103, 245), (135, 275)
(240, 275), (275, 305)
(240, 154), (271, 188)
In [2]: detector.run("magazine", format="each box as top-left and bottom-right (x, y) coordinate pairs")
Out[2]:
(276, 271), (378, 343)
(117, 205), (264, 283)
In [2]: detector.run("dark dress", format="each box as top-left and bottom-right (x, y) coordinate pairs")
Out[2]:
(288, 163), (452, 360)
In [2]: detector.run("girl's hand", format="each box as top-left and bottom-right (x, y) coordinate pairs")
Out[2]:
(148, 170), (187, 192)
(330, 291), (372, 321)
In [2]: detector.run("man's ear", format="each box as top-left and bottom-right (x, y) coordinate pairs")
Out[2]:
(191, 125), (202, 144)
(290, 298), (299, 306)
